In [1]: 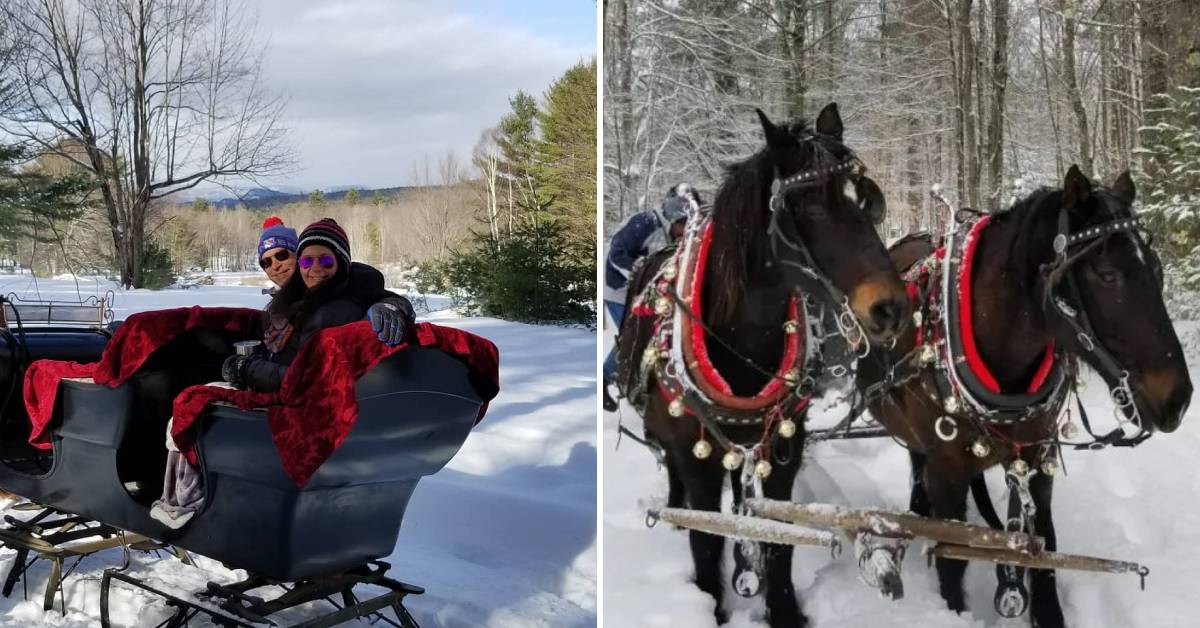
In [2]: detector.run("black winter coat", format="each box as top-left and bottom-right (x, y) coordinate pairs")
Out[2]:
(242, 262), (413, 392)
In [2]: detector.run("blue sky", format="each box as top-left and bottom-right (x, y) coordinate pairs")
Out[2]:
(240, 0), (596, 193)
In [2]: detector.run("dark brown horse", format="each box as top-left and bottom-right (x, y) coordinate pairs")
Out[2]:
(617, 103), (909, 627)
(859, 166), (1192, 627)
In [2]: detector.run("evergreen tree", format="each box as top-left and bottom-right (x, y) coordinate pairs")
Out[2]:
(191, 197), (212, 212)
(1136, 85), (1200, 309)
(0, 143), (93, 251)
(308, 189), (326, 208)
(537, 60), (597, 255)
(344, 187), (360, 205)
(365, 221), (383, 261)
(496, 91), (539, 187)
(372, 189), (385, 206)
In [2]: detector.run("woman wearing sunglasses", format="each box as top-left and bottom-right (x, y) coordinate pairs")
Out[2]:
(223, 218), (414, 392)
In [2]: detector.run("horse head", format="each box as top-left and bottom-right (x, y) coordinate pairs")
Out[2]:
(1045, 165), (1191, 433)
(753, 103), (908, 344)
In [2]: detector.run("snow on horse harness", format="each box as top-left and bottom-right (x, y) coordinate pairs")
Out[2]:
(629, 156), (874, 479)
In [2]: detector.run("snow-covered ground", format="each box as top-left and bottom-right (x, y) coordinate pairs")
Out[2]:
(603, 318), (1200, 628)
(0, 274), (596, 627)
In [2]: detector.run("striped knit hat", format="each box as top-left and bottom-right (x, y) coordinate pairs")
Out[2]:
(297, 218), (351, 268)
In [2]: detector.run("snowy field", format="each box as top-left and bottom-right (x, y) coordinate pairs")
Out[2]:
(603, 318), (1200, 628)
(0, 274), (596, 627)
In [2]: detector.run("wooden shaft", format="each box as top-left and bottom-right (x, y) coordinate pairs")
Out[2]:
(929, 543), (1145, 576)
(745, 498), (1043, 553)
(649, 508), (837, 549)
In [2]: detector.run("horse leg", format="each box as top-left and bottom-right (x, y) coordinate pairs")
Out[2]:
(679, 455), (729, 624)
(925, 460), (971, 613)
(1028, 472), (1065, 628)
(908, 451), (931, 516)
(728, 469), (765, 599)
(761, 459), (806, 628)
(665, 450), (685, 509)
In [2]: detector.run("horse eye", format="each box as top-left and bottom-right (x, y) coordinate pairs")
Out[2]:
(1098, 269), (1120, 285)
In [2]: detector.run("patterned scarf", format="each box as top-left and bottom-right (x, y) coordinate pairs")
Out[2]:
(264, 313), (294, 354)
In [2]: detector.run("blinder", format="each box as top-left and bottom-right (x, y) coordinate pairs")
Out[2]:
(855, 175), (887, 225)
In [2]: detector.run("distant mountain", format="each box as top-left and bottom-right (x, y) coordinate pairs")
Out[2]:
(183, 185), (419, 210)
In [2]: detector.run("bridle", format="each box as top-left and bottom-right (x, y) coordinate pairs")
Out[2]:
(1040, 201), (1163, 447)
(766, 148), (881, 359)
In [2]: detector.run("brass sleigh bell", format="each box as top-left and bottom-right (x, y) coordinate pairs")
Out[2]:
(1041, 459), (1059, 477)
(668, 398), (686, 417)
(754, 459), (772, 479)
(1010, 458), (1030, 476)
(778, 419), (797, 439)
(692, 439), (712, 460)
(722, 449), (744, 471)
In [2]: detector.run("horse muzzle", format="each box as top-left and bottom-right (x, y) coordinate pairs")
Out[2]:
(1136, 369), (1193, 433)
(850, 276), (910, 344)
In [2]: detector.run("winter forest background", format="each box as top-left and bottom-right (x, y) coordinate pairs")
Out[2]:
(0, 0), (596, 324)
(603, 0), (1200, 319)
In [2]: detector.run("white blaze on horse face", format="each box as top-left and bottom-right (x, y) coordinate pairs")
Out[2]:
(843, 180), (859, 207)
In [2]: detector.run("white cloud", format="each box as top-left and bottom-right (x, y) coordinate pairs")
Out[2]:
(250, 0), (592, 189)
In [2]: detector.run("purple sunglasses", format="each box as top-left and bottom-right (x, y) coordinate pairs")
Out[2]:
(298, 254), (336, 270)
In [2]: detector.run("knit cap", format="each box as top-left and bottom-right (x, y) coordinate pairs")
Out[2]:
(258, 216), (298, 258)
(297, 218), (351, 268)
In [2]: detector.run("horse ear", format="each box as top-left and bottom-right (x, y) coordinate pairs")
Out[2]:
(756, 108), (791, 150)
(815, 102), (844, 141)
(1111, 170), (1136, 206)
(1063, 165), (1092, 209)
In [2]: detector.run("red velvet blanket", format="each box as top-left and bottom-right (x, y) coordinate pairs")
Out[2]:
(23, 306), (264, 448)
(170, 321), (499, 486)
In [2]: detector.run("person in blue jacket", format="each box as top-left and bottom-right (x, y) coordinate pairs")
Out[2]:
(603, 184), (700, 411)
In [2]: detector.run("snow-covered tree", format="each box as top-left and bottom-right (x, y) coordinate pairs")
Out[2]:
(1137, 85), (1200, 313)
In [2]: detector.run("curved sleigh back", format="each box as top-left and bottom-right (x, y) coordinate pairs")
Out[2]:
(0, 327), (481, 581)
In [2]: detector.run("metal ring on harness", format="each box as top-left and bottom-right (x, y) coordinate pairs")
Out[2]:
(1077, 332), (1095, 352)
(935, 415), (958, 442)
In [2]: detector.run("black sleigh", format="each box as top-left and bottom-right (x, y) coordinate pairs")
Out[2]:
(0, 295), (485, 627)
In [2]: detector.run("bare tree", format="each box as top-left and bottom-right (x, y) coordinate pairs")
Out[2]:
(0, 0), (294, 288)
(472, 127), (503, 245)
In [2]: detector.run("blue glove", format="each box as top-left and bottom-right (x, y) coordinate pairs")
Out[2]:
(368, 302), (406, 346)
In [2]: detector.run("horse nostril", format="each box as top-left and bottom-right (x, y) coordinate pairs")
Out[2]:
(870, 301), (902, 334)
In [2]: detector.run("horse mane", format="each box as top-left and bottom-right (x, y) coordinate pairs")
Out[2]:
(987, 187), (1062, 293)
(707, 148), (774, 325)
(706, 119), (842, 325)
